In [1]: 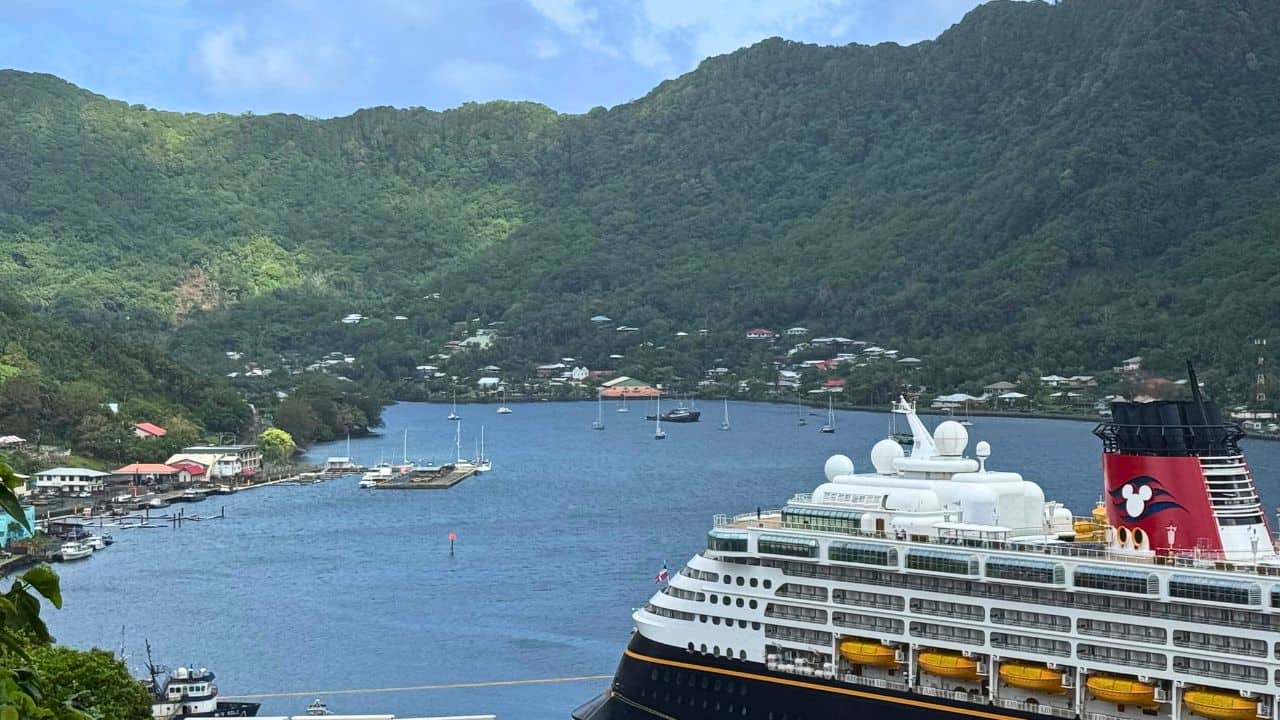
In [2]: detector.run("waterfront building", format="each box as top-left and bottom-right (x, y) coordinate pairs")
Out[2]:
(181, 445), (262, 477)
(32, 467), (109, 494)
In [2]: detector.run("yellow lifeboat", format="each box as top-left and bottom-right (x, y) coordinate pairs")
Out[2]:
(918, 650), (980, 681)
(999, 663), (1065, 694)
(839, 639), (899, 668)
(1075, 503), (1109, 540)
(1086, 675), (1157, 708)
(1183, 688), (1258, 720)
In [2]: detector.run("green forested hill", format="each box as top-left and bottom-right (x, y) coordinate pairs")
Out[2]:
(2, 0), (1279, 397)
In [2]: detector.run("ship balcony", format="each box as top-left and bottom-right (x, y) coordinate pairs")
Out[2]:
(992, 697), (1078, 719)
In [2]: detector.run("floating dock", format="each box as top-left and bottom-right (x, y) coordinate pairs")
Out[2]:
(375, 465), (477, 490)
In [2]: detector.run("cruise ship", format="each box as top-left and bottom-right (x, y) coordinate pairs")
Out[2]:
(575, 387), (1280, 720)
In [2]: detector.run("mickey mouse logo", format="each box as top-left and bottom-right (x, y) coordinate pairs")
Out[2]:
(1121, 483), (1153, 518)
(1109, 476), (1185, 521)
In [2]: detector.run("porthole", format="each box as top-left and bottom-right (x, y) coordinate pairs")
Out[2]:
(688, 642), (695, 652)
(749, 600), (758, 609)
(710, 594), (718, 603)
(739, 650), (747, 661)
(763, 580), (772, 589)
(724, 576), (732, 585)
(750, 578), (758, 587)
(736, 598), (744, 607)
(722, 596), (731, 605)
(700, 643), (708, 653)
(713, 617), (720, 625)
(752, 622), (760, 630)
(714, 646), (720, 656)
(699, 614), (707, 622)
(738, 619), (747, 628)
(726, 647), (733, 658)
(736, 577), (744, 586)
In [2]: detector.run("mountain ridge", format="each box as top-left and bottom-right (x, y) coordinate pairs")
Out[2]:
(2, 0), (1279, 398)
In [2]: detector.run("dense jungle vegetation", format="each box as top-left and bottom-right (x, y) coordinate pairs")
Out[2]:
(2, 0), (1279, 442)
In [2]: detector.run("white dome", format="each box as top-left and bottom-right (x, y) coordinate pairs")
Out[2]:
(933, 421), (969, 457)
(975, 441), (991, 459)
(824, 454), (855, 481)
(870, 439), (904, 475)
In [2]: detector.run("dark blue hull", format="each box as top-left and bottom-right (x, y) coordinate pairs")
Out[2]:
(573, 633), (1041, 720)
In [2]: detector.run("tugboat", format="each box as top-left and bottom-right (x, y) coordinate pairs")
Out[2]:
(145, 644), (259, 719)
(645, 406), (701, 423)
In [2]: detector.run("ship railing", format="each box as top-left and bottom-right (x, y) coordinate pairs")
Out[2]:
(993, 698), (1077, 719)
(1085, 712), (1155, 720)
(714, 509), (1280, 579)
(838, 673), (908, 692)
(916, 686), (982, 704)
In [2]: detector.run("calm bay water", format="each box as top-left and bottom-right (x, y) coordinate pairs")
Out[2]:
(46, 401), (1280, 719)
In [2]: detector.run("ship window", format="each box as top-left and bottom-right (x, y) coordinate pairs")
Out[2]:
(1173, 656), (1267, 685)
(990, 632), (1070, 657)
(765, 603), (828, 624)
(985, 557), (1065, 584)
(1169, 574), (1261, 606)
(776, 583), (827, 601)
(992, 608), (1070, 632)
(758, 534), (819, 559)
(833, 611), (903, 634)
(763, 580), (772, 589)
(749, 600), (758, 609)
(909, 621), (983, 645)
(1174, 630), (1265, 657)
(1079, 618), (1166, 643)
(1079, 644), (1166, 670)
(764, 624), (832, 646)
(750, 578), (758, 587)
(832, 588), (904, 611)
(708, 530), (748, 553)
(829, 541), (897, 567)
(910, 598), (984, 622)
(1073, 566), (1158, 595)
(782, 505), (863, 534)
(905, 549), (978, 576)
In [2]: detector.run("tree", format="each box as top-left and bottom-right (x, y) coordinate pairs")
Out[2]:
(259, 427), (296, 465)
(20, 645), (152, 720)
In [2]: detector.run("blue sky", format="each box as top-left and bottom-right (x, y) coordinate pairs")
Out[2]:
(0, 0), (983, 117)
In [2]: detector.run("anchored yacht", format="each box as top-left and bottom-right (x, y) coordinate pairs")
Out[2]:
(576, 381), (1280, 720)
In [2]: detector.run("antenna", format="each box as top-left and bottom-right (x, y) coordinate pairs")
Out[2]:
(1187, 360), (1208, 423)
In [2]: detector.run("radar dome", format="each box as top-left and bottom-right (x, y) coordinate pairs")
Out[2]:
(870, 439), (904, 475)
(975, 441), (991, 459)
(824, 454), (855, 481)
(933, 421), (969, 457)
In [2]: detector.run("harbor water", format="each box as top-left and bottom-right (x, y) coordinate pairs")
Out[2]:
(46, 401), (1280, 719)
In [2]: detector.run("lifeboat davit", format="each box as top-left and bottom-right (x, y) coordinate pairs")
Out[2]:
(1183, 688), (1258, 720)
(1086, 675), (1157, 708)
(839, 639), (899, 668)
(999, 663), (1065, 694)
(918, 650), (980, 681)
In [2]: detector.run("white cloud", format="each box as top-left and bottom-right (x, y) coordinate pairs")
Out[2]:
(639, 0), (854, 61)
(531, 35), (562, 60)
(193, 18), (319, 95)
(628, 32), (671, 69)
(430, 59), (519, 101)
(526, 0), (619, 57)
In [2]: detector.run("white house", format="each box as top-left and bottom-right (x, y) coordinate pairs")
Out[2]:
(33, 467), (109, 494)
(570, 366), (590, 382)
(477, 377), (502, 389)
(746, 328), (776, 340)
(786, 327), (809, 336)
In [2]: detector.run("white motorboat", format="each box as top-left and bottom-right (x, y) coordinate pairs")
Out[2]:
(58, 541), (93, 561)
(85, 534), (107, 550)
(305, 699), (331, 715)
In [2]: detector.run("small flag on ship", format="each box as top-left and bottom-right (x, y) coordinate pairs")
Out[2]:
(654, 562), (668, 583)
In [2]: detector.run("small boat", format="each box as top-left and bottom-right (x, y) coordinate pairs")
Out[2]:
(917, 649), (979, 681)
(58, 541), (93, 561)
(1086, 674), (1157, 708)
(305, 699), (332, 716)
(998, 663), (1064, 693)
(145, 646), (260, 719)
(654, 397), (666, 440)
(146, 497), (170, 509)
(473, 427), (492, 473)
(644, 407), (701, 423)
(496, 389), (513, 414)
(101, 531), (114, 545)
(819, 396), (835, 434)
(1183, 687), (1259, 720)
(838, 639), (898, 668)
(357, 479), (378, 488)
(719, 399), (730, 431)
(448, 390), (461, 421)
(592, 394), (605, 430)
(85, 534), (108, 550)
(210, 484), (237, 495)
(617, 395), (630, 413)
(181, 488), (208, 502)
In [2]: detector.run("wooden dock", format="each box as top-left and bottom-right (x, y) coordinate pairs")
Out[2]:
(374, 465), (477, 489)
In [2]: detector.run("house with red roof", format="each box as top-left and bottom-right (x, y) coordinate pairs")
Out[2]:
(132, 422), (167, 439)
(823, 378), (847, 391)
(113, 463), (191, 485)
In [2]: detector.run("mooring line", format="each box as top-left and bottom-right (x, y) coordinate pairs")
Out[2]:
(222, 674), (613, 700)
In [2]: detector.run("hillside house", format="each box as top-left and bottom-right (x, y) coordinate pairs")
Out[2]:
(786, 327), (808, 336)
(133, 422), (167, 439)
(746, 329), (776, 340)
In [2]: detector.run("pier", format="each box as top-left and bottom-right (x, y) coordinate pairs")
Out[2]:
(374, 465), (477, 490)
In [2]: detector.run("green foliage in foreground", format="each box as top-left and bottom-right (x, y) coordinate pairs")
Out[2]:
(3, 0), (1280, 400)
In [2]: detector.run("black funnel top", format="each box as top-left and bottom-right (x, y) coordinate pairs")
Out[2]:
(1095, 399), (1242, 456)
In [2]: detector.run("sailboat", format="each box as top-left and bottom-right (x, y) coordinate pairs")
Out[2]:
(617, 395), (629, 413)
(496, 389), (512, 415)
(448, 390), (461, 421)
(654, 396), (666, 440)
(719, 399), (730, 431)
(473, 426), (491, 473)
(959, 398), (974, 427)
(592, 393), (605, 430)
(819, 395), (835, 434)
(796, 391), (807, 426)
